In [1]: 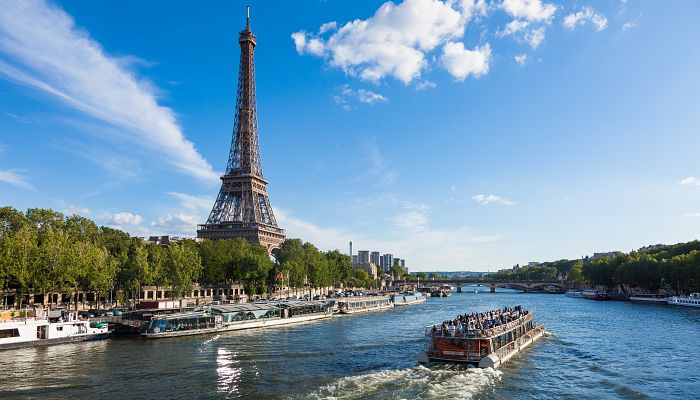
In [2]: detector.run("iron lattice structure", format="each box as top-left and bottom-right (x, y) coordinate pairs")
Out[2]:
(197, 13), (285, 252)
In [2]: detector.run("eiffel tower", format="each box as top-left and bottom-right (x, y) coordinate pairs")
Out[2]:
(197, 8), (285, 252)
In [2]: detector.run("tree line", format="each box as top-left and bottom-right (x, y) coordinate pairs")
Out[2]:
(0, 207), (365, 308)
(489, 241), (700, 292)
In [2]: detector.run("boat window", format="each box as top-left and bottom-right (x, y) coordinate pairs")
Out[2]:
(0, 328), (20, 339)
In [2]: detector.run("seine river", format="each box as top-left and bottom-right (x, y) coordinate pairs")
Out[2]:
(2, 289), (699, 399)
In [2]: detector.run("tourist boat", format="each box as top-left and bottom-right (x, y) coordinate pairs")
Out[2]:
(543, 286), (565, 294)
(582, 290), (608, 301)
(0, 309), (111, 350)
(431, 285), (452, 298)
(667, 293), (700, 308)
(629, 293), (668, 304)
(565, 290), (583, 298)
(417, 306), (544, 369)
(392, 292), (427, 307)
(337, 295), (393, 314)
(141, 300), (334, 339)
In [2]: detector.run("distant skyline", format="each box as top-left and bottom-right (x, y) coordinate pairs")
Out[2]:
(1, 1), (699, 271)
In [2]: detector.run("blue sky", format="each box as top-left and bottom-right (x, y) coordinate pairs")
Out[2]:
(1, 0), (699, 271)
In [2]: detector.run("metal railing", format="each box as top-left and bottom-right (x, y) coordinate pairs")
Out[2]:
(425, 313), (534, 338)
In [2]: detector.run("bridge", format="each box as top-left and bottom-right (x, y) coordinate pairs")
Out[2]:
(420, 279), (568, 293)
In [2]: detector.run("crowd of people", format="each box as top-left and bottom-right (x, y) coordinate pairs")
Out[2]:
(431, 306), (529, 337)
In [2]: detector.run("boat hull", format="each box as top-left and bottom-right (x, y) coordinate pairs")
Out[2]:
(629, 296), (668, 304)
(393, 296), (427, 307)
(338, 303), (394, 314)
(0, 332), (111, 351)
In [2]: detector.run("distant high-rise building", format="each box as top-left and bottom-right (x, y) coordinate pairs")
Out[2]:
(352, 255), (358, 264)
(393, 258), (402, 267)
(381, 254), (393, 272)
(370, 251), (380, 266)
(358, 250), (370, 264)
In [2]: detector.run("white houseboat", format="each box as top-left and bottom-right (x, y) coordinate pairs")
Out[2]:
(0, 309), (110, 350)
(667, 293), (700, 308)
(392, 292), (428, 307)
(417, 306), (544, 369)
(337, 295), (393, 314)
(629, 294), (668, 304)
(142, 300), (333, 339)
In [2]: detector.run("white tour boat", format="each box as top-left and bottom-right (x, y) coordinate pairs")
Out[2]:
(392, 292), (428, 307)
(0, 309), (111, 350)
(667, 293), (700, 308)
(417, 306), (545, 369)
(629, 294), (668, 304)
(337, 295), (393, 314)
(142, 300), (334, 339)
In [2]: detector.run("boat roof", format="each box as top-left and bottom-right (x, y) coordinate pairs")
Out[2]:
(211, 300), (329, 313)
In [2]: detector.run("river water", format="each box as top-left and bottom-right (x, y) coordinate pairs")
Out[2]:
(2, 289), (699, 399)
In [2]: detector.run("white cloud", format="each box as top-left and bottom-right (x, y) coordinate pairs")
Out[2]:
(450, 184), (457, 191)
(292, 0), (478, 83)
(563, 7), (608, 32)
(497, 19), (530, 37)
(362, 139), (398, 185)
(472, 194), (514, 205)
(501, 0), (557, 22)
(150, 213), (198, 234)
(110, 212), (143, 225)
(275, 207), (501, 269)
(684, 213), (700, 218)
(622, 22), (635, 31)
(63, 205), (90, 216)
(392, 211), (429, 231)
(357, 89), (388, 104)
(275, 208), (355, 252)
(318, 21), (338, 35)
(333, 85), (388, 109)
(442, 42), (491, 81)
(514, 53), (528, 65)
(525, 27), (545, 49)
(415, 80), (437, 90)
(680, 177), (700, 187)
(0, 0), (218, 182)
(167, 192), (214, 211)
(0, 169), (34, 191)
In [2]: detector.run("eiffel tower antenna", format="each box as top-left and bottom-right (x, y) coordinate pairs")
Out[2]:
(197, 7), (286, 253)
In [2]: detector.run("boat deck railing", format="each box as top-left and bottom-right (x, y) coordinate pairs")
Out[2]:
(492, 323), (545, 360)
(426, 313), (534, 339)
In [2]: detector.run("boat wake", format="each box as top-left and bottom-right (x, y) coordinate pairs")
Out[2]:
(302, 365), (502, 400)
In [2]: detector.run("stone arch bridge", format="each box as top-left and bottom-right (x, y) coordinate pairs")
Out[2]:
(425, 280), (568, 293)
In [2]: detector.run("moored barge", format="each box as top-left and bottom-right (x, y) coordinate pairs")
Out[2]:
(142, 300), (333, 339)
(337, 295), (393, 314)
(582, 290), (608, 301)
(0, 309), (111, 350)
(417, 306), (544, 369)
(392, 292), (428, 307)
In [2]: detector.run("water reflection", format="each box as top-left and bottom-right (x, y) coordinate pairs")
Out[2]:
(216, 348), (242, 395)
